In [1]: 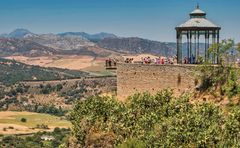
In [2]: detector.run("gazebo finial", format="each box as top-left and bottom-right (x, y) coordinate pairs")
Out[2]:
(196, 3), (200, 9)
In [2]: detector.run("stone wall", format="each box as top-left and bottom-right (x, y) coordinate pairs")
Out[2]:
(117, 63), (197, 100)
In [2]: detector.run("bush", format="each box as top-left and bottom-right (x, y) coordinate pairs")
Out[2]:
(70, 90), (240, 147)
(117, 138), (145, 148)
(36, 105), (66, 116)
(197, 64), (240, 99)
(20, 118), (27, 122)
(0, 128), (70, 147)
(36, 124), (49, 129)
(56, 84), (63, 91)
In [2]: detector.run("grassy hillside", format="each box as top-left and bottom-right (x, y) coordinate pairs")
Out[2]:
(0, 111), (71, 135)
(0, 58), (89, 85)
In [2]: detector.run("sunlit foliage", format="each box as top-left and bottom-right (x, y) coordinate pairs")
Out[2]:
(70, 90), (240, 147)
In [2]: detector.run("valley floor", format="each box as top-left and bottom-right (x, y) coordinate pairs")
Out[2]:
(4, 55), (110, 75)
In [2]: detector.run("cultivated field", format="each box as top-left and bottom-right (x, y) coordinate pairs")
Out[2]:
(5, 55), (105, 70)
(4, 54), (160, 74)
(4, 55), (115, 76)
(0, 111), (71, 135)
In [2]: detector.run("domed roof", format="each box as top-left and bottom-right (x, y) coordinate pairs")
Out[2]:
(190, 5), (206, 15)
(190, 8), (206, 15)
(176, 5), (221, 29)
(178, 18), (219, 28)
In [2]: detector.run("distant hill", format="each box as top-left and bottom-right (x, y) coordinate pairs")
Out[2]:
(98, 37), (177, 56)
(58, 32), (118, 42)
(1, 29), (117, 42)
(25, 34), (95, 50)
(0, 29), (37, 38)
(0, 58), (89, 85)
(0, 38), (59, 57)
(0, 28), (195, 57)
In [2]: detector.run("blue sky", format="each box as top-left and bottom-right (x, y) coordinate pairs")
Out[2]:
(0, 0), (239, 42)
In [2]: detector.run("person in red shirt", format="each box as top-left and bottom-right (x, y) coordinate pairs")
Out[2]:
(161, 58), (165, 64)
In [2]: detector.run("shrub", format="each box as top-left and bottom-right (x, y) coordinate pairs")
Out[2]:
(117, 138), (146, 148)
(36, 124), (49, 129)
(70, 90), (240, 147)
(20, 118), (27, 122)
(56, 84), (63, 91)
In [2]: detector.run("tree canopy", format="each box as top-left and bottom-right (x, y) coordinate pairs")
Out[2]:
(69, 90), (240, 147)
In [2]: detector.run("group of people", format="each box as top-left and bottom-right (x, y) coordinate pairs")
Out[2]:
(107, 56), (240, 66)
(124, 58), (134, 63)
(142, 57), (152, 64)
(141, 56), (175, 65)
(106, 55), (178, 67)
(106, 58), (117, 67)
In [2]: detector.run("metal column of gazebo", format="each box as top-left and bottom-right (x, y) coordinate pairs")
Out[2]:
(176, 5), (221, 64)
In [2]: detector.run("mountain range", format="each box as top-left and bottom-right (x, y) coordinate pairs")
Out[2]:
(0, 29), (117, 42)
(98, 37), (176, 56)
(0, 28), (178, 57)
(58, 32), (117, 42)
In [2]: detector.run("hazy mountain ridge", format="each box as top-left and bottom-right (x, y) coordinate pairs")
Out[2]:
(0, 29), (118, 57)
(0, 28), (184, 57)
(98, 37), (177, 56)
(25, 34), (95, 50)
(0, 29), (37, 38)
(58, 32), (118, 42)
(0, 28), (117, 42)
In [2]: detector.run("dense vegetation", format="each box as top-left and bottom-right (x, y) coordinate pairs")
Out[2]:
(60, 79), (104, 104)
(0, 128), (70, 148)
(0, 58), (89, 85)
(69, 90), (240, 147)
(0, 77), (116, 114)
(34, 105), (67, 116)
(0, 84), (67, 116)
(196, 39), (240, 99)
(39, 83), (63, 94)
(197, 64), (240, 98)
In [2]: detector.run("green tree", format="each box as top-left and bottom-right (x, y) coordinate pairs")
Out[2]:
(21, 118), (27, 122)
(197, 39), (240, 98)
(208, 39), (235, 65)
(70, 90), (240, 147)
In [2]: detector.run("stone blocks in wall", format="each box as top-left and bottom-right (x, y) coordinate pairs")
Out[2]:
(117, 63), (196, 101)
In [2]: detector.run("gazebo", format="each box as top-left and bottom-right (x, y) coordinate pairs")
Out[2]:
(176, 5), (221, 64)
